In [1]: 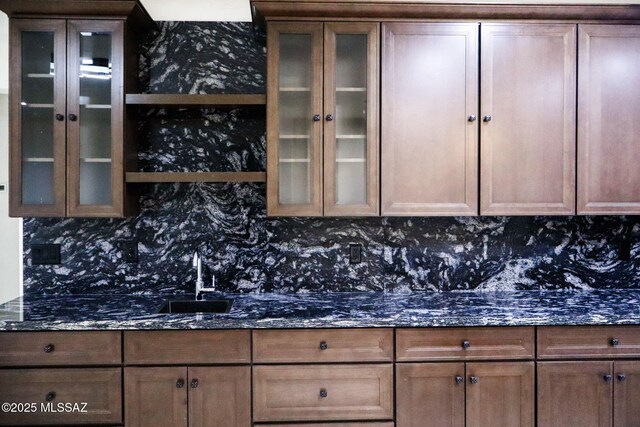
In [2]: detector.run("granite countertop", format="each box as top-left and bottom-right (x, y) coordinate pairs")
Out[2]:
(0, 289), (639, 331)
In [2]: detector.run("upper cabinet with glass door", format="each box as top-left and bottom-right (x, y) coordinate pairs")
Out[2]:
(266, 22), (379, 217)
(3, 1), (153, 218)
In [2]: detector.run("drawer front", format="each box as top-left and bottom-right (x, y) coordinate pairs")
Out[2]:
(0, 368), (122, 425)
(0, 331), (121, 366)
(124, 330), (250, 364)
(253, 329), (393, 363)
(396, 327), (535, 361)
(253, 364), (393, 422)
(538, 326), (640, 359)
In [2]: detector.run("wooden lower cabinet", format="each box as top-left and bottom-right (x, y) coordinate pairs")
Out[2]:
(538, 361), (613, 427)
(614, 361), (640, 427)
(125, 366), (250, 427)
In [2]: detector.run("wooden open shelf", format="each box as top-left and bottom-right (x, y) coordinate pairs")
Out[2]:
(126, 94), (266, 107)
(126, 172), (266, 183)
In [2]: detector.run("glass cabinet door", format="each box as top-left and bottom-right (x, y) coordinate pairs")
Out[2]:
(323, 23), (379, 216)
(267, 22), (323, 216)
(9, 20), (67, 217)
(66, 20), (124, 217)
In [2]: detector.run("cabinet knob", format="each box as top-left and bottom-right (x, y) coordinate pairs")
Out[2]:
(176, 378), (185, 388)
(469, 376), (478, 385)
(455, 376), (464, 385)
(190, 379), (199, 389)
(43, 344), (55, 353)
(468, 115), (477, 122)
(45, 391), (56, 402)
(319, 388), (328, 398)
(325, 114), (334, 122)
(483, 115), (492, 122)
(610, 338), (620, 346)
(319, 341), (328, 350)
(603, 374), (613, 382)
(313, 114), (321, 122)
(618, 374), (627, 382)
(55, 113), (65, 121)
(462, 340), (471, 349)
(68, 114), (78, 122)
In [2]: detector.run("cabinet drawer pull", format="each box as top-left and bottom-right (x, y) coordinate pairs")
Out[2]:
(462, 340), (471, 349)
(313, 114), (321, 122)
(45, 391), (56, 402)
(483, 115), (492, 122)
(176, 378), (185, 388)
(319, 388), (328, 398)
(325, 114), (334, 122)
(618, 374), (627, 382)
(469, 376), (478, 384)
(55, 113), (65, 121)
(455, 376), (464, 385)
(319, 341), (328, 350)
(603, 374), (613, 382)
(190, 379), (199, 389)
(610, 338), (620, 346)
(43, 344), (55, 353)
(68, 114), (78, 122)
(468, 115), (477, 122)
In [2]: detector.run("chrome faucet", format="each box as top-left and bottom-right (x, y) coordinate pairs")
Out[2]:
(193, 250), (216, 300)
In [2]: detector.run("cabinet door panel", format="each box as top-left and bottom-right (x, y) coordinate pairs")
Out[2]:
(323, 22), (379, 216)
(578, 25), (640, 214)
(189, 366), (251, 427)
(614, 361), (640, 427)
(124, 367), (188, 427)
(396, 363), (465, 427)
(538, 361), (613, 427)
(466, 362), (534, 427)
(382, 23), (479, 216)
(480, 23), (576, 215)
(9, 19), (66, 217)
(66, 20), (124, 217)
(267, 22), (323, 216)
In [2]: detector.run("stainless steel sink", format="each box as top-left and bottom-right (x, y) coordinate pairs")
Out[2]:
(157, 299), (233, 314)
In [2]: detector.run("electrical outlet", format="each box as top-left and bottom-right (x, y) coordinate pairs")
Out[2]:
(349, 244), (362, 264)
(31, 244), (61, 265)
(121, 241), (139, 263)
(0, 183), (6, 192)
(620, 239), (631, 261)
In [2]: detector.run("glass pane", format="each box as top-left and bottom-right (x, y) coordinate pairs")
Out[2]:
(278, 34), (313, 205)
(78, 31), (112, 205)
(21, 31), (55, 205)
(334, 34), (368, 205)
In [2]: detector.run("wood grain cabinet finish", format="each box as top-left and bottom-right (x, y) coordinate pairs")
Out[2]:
(253, 364), (393, 422)
(381, 23), (479, 216)
(577, 25), (640, 214)
(466, 362), (534, 427)
(261, 424), (395, 427)
(124, 330), (251, 365)
(538, 326), (640, 359)
(396, 363), (465, 427)
(253, 328), (393, 363)
(396, 327), (535, 361)
(613, 361), (640, 427)
(480, 23), (577, 215)
(0, 331), (121, 366)
(0, 368), (122, 425)
(538, 361), (614, 427)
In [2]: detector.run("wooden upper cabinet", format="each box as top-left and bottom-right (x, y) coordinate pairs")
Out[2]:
(538, 361), (613, 427)
(614, 361), (640, 427)
(578, 25), (640, 214)
(480, 23), (577, 215)
(381, 23), (479, 216)
(267, 22), (324, 216)
(323, 22), (379, 216)
(466, 362), (534, 427)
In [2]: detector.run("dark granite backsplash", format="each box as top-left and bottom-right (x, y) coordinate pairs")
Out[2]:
(23, 22), (640, 295)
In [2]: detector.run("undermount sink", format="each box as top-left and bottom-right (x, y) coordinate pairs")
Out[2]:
(158, 299), (233, 314)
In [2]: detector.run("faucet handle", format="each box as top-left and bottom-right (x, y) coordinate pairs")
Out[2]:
(192, 251), (199, 267)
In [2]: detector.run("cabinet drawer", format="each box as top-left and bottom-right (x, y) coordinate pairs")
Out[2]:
(253, 364), (393, 422)
(0, 331), (121, 366)
(538, 326), (640, 359)
(0, 368), (122, 425)
(253, 329), (393, 363)
(396, 327), (535, 361)
(124, 330), (250, 364)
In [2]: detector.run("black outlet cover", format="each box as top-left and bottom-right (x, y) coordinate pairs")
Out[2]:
(349, 244), (362, 264)
(121, 242), (139, 263)
(31, 244), (61, 265)
(620, 239), (631, 261)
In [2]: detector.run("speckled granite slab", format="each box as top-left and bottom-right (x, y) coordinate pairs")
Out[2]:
(1, 290), (639, 331)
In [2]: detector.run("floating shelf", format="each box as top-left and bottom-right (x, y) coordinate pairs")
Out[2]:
(81, 158), (112, 163)
(26, 73), (54, 79)
(82, 104), (111, 109)
(279, 87), (310, 92)
(126, 93), (266, 107)
(126, 172), (266, 183)
(336, 87), (366, 92)
(21, 103), (53, 108)
(336, 158), (366, 163)
(24, 157), (54, 162)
